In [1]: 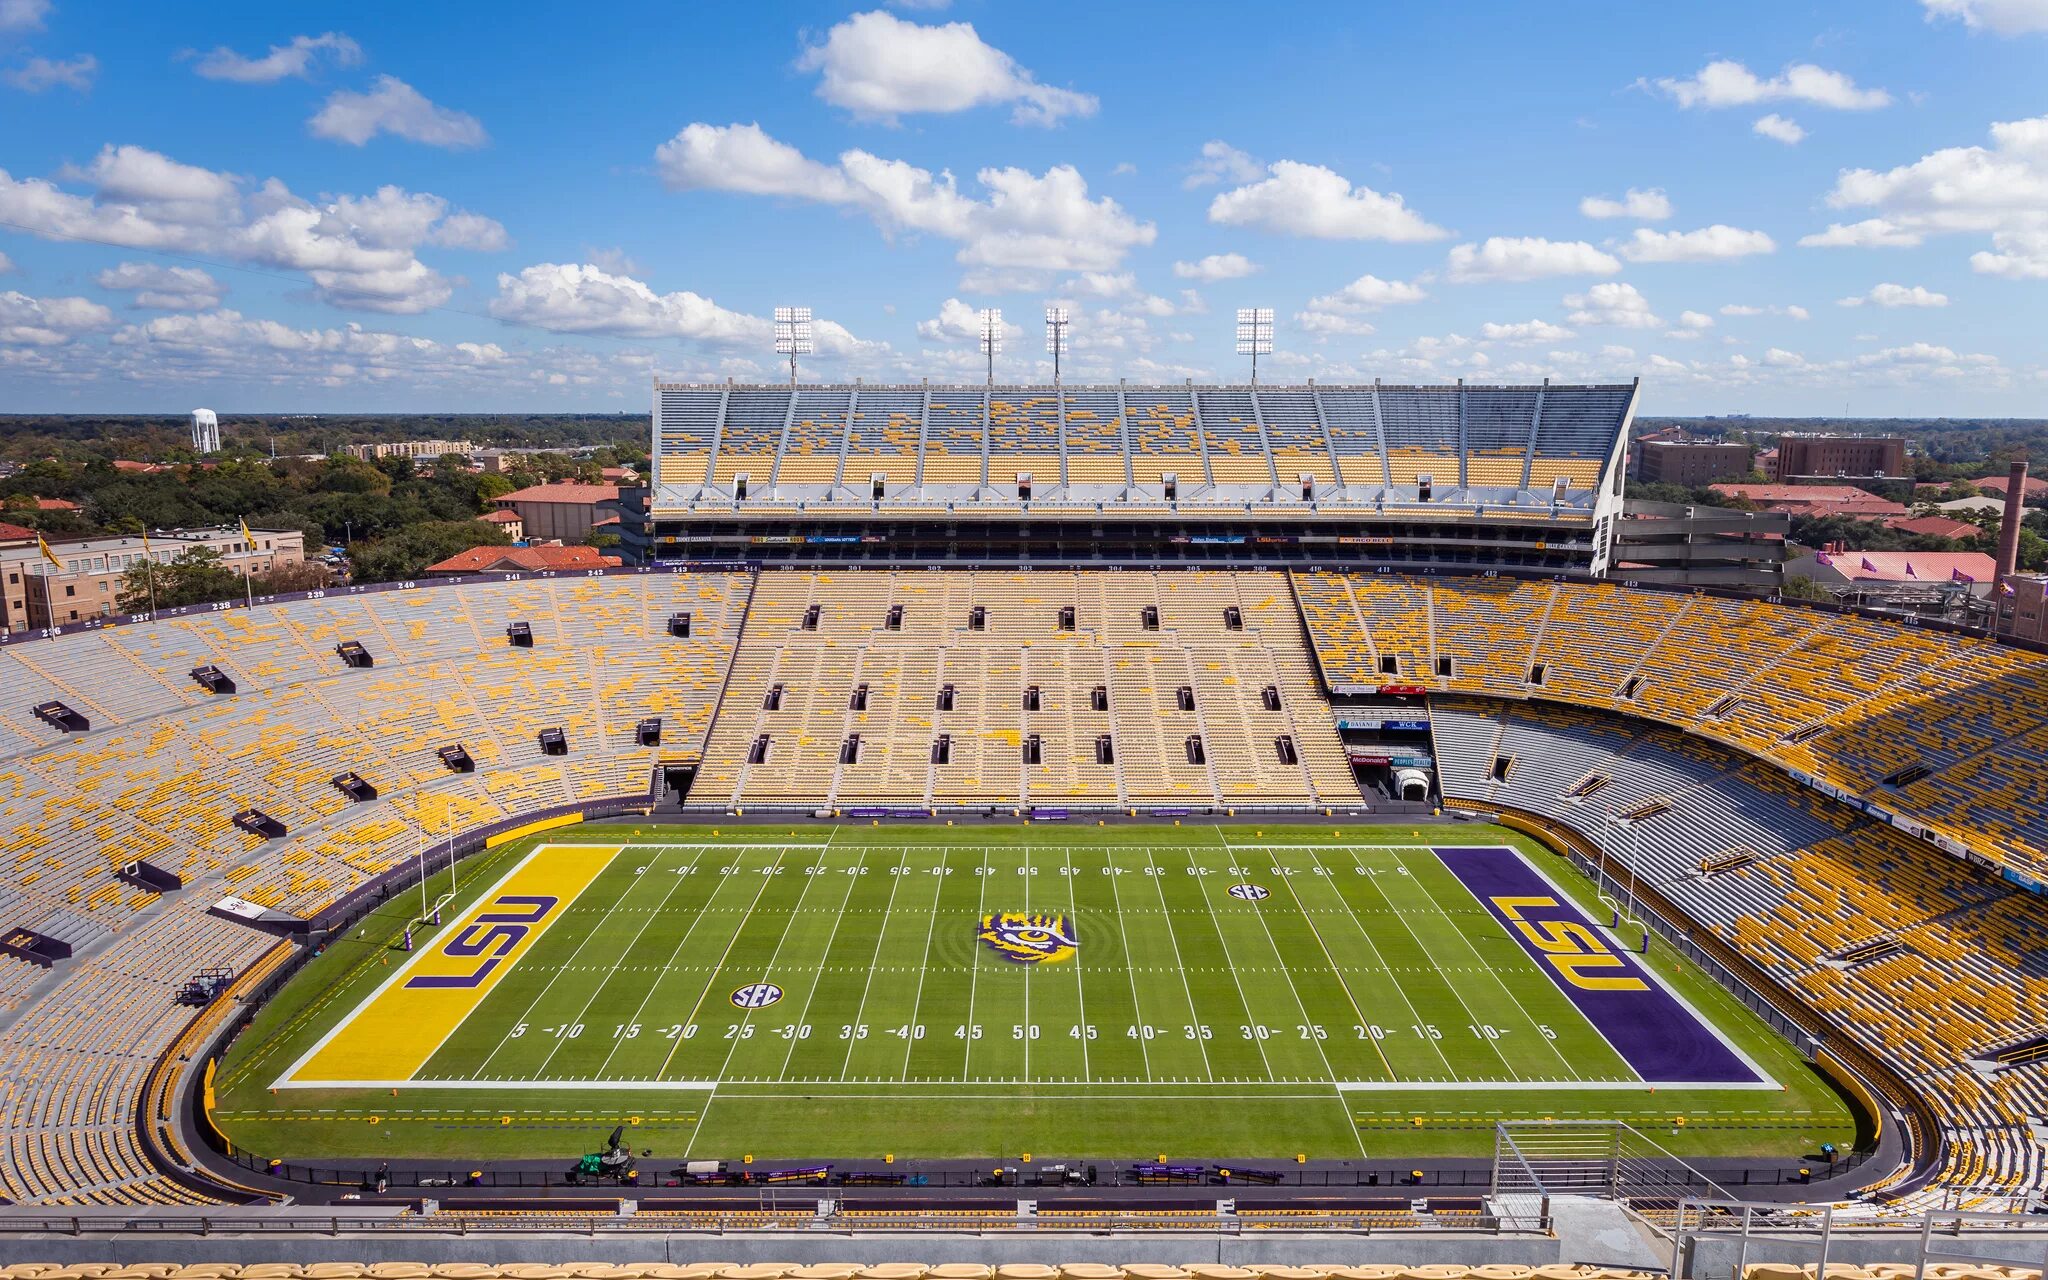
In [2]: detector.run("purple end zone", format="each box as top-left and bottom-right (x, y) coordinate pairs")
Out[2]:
(1432, 846), (1761, 1084)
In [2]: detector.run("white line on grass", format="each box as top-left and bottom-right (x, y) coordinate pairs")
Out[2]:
(1178, 847), (1278, 1084)
(1393, 847), (1590, 1081)
(1264, 858), (1398, 1083)
(962, 846), (992, 1080)
(1318, 847), (1458, 1080)
(1099, 846), (1155, 1082)
(654, 847), (791, 1081)
(836, 847), (910, 1082)
(894, 851), (950, 1083)
(1343, 846), (1521, 1081)
(531, 845), (710, 1080)
(1060, 847), (1092, 1083)
(772, 848), (869, 1080)
(588, 848), (759, 1082)
(1144, 848), (1215, 1081)
(694, 846), (836, 1087)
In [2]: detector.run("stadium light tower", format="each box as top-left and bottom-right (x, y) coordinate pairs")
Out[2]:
(774, 306), (813, 386)
(1045, 306), (1069, 387)
(979, 308), (1004, 385)
(1235, 307), (1274, 385)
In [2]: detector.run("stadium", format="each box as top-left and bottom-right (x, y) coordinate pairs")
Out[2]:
(0, 378), (2041, 1275)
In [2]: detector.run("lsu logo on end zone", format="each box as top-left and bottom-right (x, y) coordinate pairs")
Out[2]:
(978, 911), (1078, 964)
(1490, 895), (1649, 992)
(405, 896), (559, 989)
(280, 844), (618, 1087)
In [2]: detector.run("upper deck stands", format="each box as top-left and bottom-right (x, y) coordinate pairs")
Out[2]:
(648, 381), (1634, 512)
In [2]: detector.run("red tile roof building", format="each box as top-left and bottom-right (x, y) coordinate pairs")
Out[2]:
(491, 482), (620, 543)
(424, 544), (622, 576)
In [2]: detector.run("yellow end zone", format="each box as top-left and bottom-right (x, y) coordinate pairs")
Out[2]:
(278, 844), (620, 1088)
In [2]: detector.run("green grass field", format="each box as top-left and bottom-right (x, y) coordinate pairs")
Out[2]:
(212, 822), (1858, 1163)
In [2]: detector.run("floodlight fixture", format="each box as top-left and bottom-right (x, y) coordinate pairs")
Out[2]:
(774, 306), (813, 385)
(1235, 307), (1274, 385)
(979, 308), (1004, 384)
(1045, 306), (1069, 385)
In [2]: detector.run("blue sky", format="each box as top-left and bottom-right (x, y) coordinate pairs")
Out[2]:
(1, 0), (2045, 414)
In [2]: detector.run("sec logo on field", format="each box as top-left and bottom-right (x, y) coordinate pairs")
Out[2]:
(729, 982), (784, 1009)
(1228, 883), (1270, 900)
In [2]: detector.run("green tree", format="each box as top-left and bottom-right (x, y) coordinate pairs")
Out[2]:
(1779, 574), (1833, 603)
(348, 520), (511, 584)
(116, 546), (244, 612)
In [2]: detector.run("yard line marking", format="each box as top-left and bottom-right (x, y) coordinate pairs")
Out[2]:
(1344, 845), (1520, 1081)
(1316, 847), (1457, 1079)
(590, 848), (756, 1082)
(464, 846), (653, 1081)
(654, 846), (791, 1081)
(836, 848), (911, 1082)
(1099, 846), (1155, 1082)
(1216, 852), (1365, 1155)
(1179, 847), (1276, 1083)
(773, 849), (870, 1081)
(535, 845), (711, 1079)
(1268, 859), (1396, 1082)
(962, 845), (993, 1081)
(1398, 847), (1585, 1080)
(683, 847), (832, 1158)
(1060, 847), (1092, 1084)
(1144, 848), (1214, 1081)
(894, 851), (951, 1082)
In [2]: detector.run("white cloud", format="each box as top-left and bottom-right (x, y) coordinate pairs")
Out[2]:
(1972, 229), (2048, 278)
(1304, 274), (1427, 312)
(0, 145), (496, 313)
(1753, 113), (1806, 144)
(0, 0), (48, 32)
(193, 32), (361, 83)
(488, 262), (770, 345)
(1479, 319), (1575, 344)
(428, 210), (511, 251)
(0, 291), (112, 345)
(1719, 302), (1810, 319)
(1579, 188), (1672, 220)
(1206, 160), (1447, 242)
(1838, 282), (1950, 307)
(94, 262), (225, 311)
(1677, 310), (1715, 329)
(1922, 0), (2048, 33)
(1824, 114), (2048, 277)
(654, 122), (1153, 276)
(916, 296), (1023, 343)
(1763, 347), (1806, 367)
(1183, 140), (1263, 190)
(1563, 281), (1663, 328)
(1648, 60), (1891, 110)
(1798, 218), (1923, 248)
(1110, 161), (1135, 176)
(0, 251), (11, 273)
(795, 10), (1095, 126)
(4, 53), (95, 92)
(1171, 252), (1256, 281)
(1445, 236), (1619, 282)
(1616, 224), (1776, 262)
(309, 76), (487, 148)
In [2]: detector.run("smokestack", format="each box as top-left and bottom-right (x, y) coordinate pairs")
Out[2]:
(1995, 459), (2028, 591)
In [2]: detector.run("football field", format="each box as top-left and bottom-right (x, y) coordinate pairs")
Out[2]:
(214, 823), (1857, 1161)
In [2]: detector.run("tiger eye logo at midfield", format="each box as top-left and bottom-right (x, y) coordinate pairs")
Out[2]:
(977, 912), (1079, 964)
